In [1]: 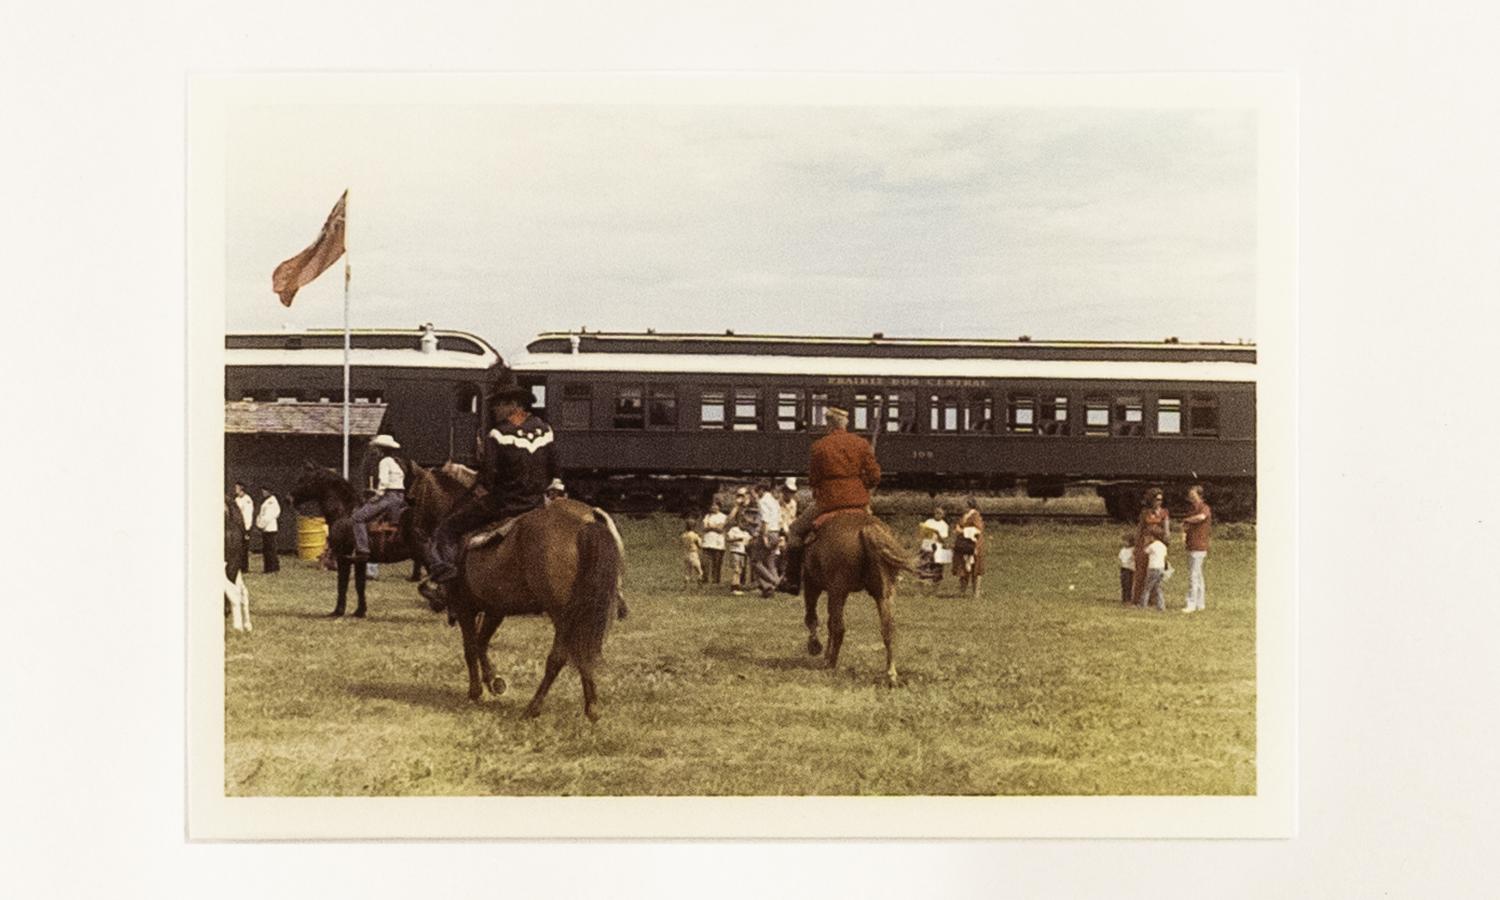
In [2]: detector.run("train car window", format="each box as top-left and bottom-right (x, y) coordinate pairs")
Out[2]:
(1189, 396), (1220, 437)
(776, 390), (804, 431)
(964, 395), (995, 434)
(889, 391), (914, 432)
(1112, 397), (1144, 437)
(1038, 395), (1069, 436)
(648, 387), (677, 428)
(928, 394), (961, 433)
(529, 384), (547, 412)
(1084, 398), (1110, 436)
(1006, 395), (1036, 434)
(455, 385), (480, 414)
(613, 386), (645, 429)
(732, 387), (761, 431)
(700, 389), (727, 430)
(808, 391), (830, 429)
(559, 383), (592, 430)
(1157, 397), (1182, 435)
(853, 392), (906, 432)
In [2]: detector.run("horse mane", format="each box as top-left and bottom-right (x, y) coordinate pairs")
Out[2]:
(436, 461), (478, 491)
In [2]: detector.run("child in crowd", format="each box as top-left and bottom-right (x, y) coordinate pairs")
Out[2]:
(1118, 532), (1136, 604)
(725, 523), (750, 595)
(679, 518), (703, 585)
(1140, 525), (1169, 611)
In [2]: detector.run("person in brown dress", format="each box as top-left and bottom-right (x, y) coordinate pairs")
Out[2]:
(1129, 486), (1170, 606)
(953, 496), (985, 596)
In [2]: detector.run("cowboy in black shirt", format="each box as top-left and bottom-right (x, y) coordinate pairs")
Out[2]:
(420, 375), (557, 605)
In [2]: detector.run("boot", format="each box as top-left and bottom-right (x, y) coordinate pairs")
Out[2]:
(777, 545), (804, 595)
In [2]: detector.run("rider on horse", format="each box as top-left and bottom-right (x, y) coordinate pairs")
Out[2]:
(418, 373), (557, 606)
(777, 404), (882, 595)
(350, 434), (407, 560)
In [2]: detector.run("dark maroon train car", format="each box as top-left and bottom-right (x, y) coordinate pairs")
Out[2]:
(509, 331), (1256, 518)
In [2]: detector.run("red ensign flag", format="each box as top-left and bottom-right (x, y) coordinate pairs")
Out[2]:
(271, 191), (347, 307)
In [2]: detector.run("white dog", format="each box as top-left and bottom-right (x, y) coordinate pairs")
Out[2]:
(224, 572), (252, 632)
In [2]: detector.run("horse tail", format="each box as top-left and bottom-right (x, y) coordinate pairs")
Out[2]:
(562, 511), (623, 669)
(860, 521), (914, 582)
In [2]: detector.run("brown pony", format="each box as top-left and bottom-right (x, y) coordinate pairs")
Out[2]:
(798, 509), (913, 686)
(437, 497), (625, 721)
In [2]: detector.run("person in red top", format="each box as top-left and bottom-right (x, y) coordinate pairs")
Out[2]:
(1180, 484), (1213, 613)
(1129, 486), (1170, 606)
(777, 405), (882, 594)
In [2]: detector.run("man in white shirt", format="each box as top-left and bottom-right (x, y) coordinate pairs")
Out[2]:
(232, 482), (253, 575)
(351, 434), (407, 559)
(750, 483), (783, 597)
(255, 487), (281, 573)
(700, 500), (728, 584)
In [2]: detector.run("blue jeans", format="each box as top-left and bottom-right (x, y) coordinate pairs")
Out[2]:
(1184, 551), (1208, 610)
(352, 491), (405, 554)
(1140, 568), (1166, 611)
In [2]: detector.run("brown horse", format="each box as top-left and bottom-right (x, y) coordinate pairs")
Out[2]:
(289, 461), (465, 617)
(798, 509), (913, 686)
(436, 497), (625, 721)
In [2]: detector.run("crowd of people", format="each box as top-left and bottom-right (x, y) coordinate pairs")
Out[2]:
(1114, 484), (1214, 613)
(681, 479), (799, 597)
(675, 477), (1213, 612)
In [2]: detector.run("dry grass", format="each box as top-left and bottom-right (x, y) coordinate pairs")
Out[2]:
(225, 517), (1255, 796)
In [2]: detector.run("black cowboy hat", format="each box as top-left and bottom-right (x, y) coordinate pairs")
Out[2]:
(486, 372), (533, 404)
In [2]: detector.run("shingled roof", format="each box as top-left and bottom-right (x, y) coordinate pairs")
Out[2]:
(225, 401), (388, 436)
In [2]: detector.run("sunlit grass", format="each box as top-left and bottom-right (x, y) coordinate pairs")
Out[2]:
(225, 517), (1254, 796)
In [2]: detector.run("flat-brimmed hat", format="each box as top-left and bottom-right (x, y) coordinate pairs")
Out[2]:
(369, 434), (401, 450)
(783, 477), (797, 491)
(825, 405), (850, 419)
(545, 478), (566, 494)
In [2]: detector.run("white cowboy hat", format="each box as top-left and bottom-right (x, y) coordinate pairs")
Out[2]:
(545, 478), (566, 493)
(369, 434), (401, 450)
(783, 477), (797, 491)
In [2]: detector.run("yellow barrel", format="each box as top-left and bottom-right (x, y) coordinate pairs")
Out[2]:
(297, 515), (329, 560)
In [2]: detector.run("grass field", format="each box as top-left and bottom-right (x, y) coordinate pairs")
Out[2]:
(225, 516), (1255, 796)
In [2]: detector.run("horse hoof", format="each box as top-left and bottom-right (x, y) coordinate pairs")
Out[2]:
(585, 707), (601, 724)
(488, 676), (507, 695)
(327, 611), (344, 619)
(353, 610), (367, 619)
(806, 637), (822, 656)
(523, 704), (543, 719)
(468, 688), (483, 703)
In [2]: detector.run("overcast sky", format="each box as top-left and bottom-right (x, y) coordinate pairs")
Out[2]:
(225, 101), (1257, 360)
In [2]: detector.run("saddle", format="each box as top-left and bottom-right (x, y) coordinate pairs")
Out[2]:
(807, 506), (868, 545)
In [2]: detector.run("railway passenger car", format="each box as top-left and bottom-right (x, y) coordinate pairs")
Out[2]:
(509, 331), (1256, 519)
(225, 326), (500, 467)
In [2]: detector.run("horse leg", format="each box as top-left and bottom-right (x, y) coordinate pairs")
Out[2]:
(524, 634), (568, 719)
(803, 587), (822, 656)
(352, 561), (368, 618)
(578, 662), (601, 723)
(825, 591), (847, 671)
(458, 612), (484, 702)
(331, 560), (348, 617)
(475, 611), (507, 696)
(875, 592), (898, 687)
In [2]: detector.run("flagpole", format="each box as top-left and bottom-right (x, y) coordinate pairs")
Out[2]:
(342, 190), (351, 479)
